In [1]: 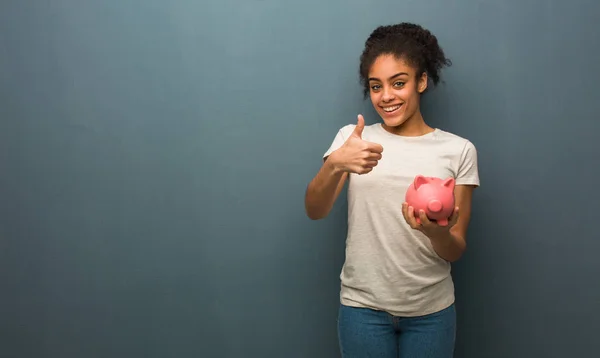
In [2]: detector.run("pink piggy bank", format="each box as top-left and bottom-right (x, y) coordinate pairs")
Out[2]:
(405, 175), (456, 226)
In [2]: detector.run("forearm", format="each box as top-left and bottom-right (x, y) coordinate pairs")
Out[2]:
(304, 159), (347, 220)
(428, 230), (466, 263)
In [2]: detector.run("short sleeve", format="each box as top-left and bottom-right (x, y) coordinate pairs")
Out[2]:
(456, 140), (480, 186)
(323, 125), (352, 160)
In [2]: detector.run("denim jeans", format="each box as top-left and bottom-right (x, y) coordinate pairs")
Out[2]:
(337, 303), (456, 358)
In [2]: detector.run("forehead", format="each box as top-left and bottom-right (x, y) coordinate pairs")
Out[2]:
(368, 55), (415, 79)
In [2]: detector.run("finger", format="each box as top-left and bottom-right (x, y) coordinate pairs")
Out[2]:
(357, 166), (373, 175)
(401, 203), (413, 226)
(364, 160), (378, 168)
(365, 142), (384, 154)
(362, 149), (382, 158)
(402, 202), (408, 218)
(366, 152), (383, 161)
(419, 210), (432, 227)
(361, 151), (382, 161)
(352, 114), (365, 138)
(448, 206), (460, 226)
(407, 206), (421, 229)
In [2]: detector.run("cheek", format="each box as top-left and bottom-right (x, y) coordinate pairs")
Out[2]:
(369, 92), (380, 104)
(398, 88), (418, 103)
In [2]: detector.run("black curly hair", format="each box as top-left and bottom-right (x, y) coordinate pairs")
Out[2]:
(359, 23), (452, 98)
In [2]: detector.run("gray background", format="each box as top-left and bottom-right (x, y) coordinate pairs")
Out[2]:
(1, 0), (598, 357)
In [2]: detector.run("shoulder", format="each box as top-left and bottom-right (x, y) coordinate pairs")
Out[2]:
(434, 129), (477, 153)
(434, 128), (472, 144)
(435, 129), (480, 184)
(337, 123), (356, 139)
(339, 123), (379, 135)
(336, 123), (380, 139)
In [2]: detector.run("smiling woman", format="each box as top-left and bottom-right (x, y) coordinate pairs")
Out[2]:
(304, 22), (480, 358)
(358, 22), (452, 136)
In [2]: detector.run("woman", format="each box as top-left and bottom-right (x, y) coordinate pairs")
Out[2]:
(304, 22), (480, 358)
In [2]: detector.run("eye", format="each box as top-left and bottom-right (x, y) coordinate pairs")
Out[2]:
(370, 84), (381, 91)
(394, 81), (405, 88)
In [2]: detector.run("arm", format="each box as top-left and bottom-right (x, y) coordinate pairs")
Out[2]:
(427, 140), (479, 262)
(428, 184), (476, 262)
(304, 157), (348, 220)
(305, 115), (383, 220)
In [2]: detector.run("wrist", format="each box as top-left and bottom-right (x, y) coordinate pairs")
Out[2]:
(326, 152), (344, 174)
(427, 229), (466, 262)
(428, 230), (454, 245)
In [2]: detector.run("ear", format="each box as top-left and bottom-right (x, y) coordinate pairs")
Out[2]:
(442, 177), (456, 190)
(417, 72), (428, 93)
(414, 175), (429, 190)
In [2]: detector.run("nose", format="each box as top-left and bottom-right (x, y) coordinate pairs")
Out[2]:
(427, 200), (442, 213)
(382, 87), (395, 102)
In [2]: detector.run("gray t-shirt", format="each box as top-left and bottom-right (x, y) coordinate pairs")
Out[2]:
(323, 122), (480, 317)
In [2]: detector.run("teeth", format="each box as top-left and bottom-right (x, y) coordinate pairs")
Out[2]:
(383, 105), (401, 112)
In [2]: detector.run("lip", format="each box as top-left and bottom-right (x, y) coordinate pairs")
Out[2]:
(380, 104), (403, 115)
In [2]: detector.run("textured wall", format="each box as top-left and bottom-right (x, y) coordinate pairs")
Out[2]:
(1, 1), (598, 357)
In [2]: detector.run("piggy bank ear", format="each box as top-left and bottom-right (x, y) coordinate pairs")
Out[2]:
(442, 177), (455, 190)
(414, 175), (429, 190)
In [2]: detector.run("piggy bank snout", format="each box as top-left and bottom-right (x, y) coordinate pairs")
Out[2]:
(427, 200), (443, 213)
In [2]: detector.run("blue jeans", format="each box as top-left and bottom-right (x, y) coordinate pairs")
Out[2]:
(337, 303), (456, 358)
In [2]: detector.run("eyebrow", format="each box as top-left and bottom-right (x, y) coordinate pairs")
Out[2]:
(368, 72), (409, 81)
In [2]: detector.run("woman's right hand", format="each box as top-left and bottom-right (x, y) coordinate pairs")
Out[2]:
(329, 115), (384, 175)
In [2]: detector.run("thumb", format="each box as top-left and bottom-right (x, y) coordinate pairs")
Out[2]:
(352, 114), (365, 138)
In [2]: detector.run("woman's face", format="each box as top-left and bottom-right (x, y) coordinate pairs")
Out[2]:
(367, 54), (428, 129)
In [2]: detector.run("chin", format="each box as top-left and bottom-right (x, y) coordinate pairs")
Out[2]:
(380, 113), (408, 128)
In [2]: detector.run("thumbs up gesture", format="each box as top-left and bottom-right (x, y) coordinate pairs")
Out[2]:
(329, 115), (384, 175)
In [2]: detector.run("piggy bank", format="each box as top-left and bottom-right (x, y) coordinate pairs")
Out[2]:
(405, 175), (456, 226)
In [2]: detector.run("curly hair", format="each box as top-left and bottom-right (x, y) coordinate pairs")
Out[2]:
(359, 23), (452, 98)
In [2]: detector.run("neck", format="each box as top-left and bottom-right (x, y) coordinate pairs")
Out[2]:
(382, 110), (434, 136)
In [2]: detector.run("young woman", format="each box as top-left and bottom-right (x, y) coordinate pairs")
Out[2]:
(304, 23), (480, 358)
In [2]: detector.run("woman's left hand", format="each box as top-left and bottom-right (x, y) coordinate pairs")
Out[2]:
(401, 202), (459, 240)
